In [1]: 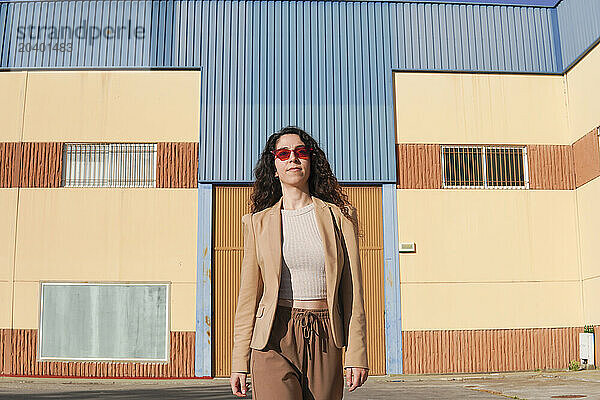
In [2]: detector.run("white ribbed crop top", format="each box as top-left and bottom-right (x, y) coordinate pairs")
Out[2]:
(278, 202), (327, 300)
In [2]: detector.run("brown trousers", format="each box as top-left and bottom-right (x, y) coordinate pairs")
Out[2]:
(250, 306), (343, 400)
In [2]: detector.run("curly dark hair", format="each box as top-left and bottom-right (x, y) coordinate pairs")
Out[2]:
(249, 126), (355, 226)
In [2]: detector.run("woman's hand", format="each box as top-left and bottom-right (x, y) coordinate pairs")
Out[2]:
(345, 367), (369, 391)
(230, 372), (249, 397)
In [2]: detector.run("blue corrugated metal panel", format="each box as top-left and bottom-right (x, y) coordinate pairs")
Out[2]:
(400, 0), (559, 5)
(556, 0), (600, 70)
(0, 0), (196, 68)
(195, 1), (397, 182)
(0, 1), (562, 71)
(391, 3), (557, 72)
(0, 0), (563, 182)
(550, 7), (563, 71)
(0, 4), (5, 66)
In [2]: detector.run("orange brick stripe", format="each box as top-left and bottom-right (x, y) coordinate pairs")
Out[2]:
(157, 142), (199, 188)
(402, 327), (583, 374)
(396, 144), (442, 189)
(572, 128), (600, 188)
(19, 142), (64, 188)
(527, 144), (575, 190)
(0, 329), (11, 374)
(0, 142), (63, 188)
(0, 143), (22, 188)
(0, 329), (195, 378)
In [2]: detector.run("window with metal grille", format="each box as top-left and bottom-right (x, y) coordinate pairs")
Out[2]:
(62, 143), (156, 187)
(442, 145), (529, 189)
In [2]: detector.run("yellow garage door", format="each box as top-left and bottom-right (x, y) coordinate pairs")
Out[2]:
(213, 186), (385, 377)
(340, 186), (385, 375)
(213, 186), (253, 377)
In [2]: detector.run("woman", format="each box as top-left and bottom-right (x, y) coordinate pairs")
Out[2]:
(230, 126), (369, 399)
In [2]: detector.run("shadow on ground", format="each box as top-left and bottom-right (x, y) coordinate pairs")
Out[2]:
(0, 385), (241, 400)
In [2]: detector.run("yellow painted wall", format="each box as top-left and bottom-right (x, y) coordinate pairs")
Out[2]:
(397, 189), (583, 330)
(0, 282), (12, 329)
(575, 178), (600, 281)
(394, 72), (569, 144)
(12, 281), (38, 329)
(575, 172), (600, 326)
(0, 72), (27, 142)
(0, 190), (17, 283)
(583, 277), (600, 325)
(170, 282), (196, 332)
(12, 189), (197, 330)
(0, 190), (18, 329)
(566, 43), (600, 143)
(401, 282), (582, 331)
(22, 71), (201, 142)
(566, 44), (600, 325)
(1, 71), (202, 331)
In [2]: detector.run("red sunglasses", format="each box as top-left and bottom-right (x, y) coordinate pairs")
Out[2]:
(271, 146), (313, 161)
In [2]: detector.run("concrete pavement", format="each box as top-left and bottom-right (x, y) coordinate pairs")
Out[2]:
(1, 370), (599, 399)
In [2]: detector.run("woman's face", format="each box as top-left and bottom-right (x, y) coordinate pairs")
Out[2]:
(273, 134), (311, 189)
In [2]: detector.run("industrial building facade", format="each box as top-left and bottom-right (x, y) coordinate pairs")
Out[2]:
(0, 0), (599, 378)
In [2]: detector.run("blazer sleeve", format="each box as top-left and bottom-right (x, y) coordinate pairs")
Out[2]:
(340, 206), (369, 370)
(231, 213), (264, 374)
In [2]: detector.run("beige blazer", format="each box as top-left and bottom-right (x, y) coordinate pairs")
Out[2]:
(231, 195), (369, 373)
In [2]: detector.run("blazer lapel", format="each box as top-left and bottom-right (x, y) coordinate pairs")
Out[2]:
(265, 196), (284, 285)
(312, 197), (339, 310)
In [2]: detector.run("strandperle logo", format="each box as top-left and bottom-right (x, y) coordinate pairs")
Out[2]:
(16, 19), (146, 46)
